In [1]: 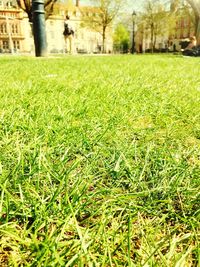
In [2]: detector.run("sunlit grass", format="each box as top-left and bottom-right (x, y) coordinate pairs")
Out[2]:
(0, 54), (199, 266)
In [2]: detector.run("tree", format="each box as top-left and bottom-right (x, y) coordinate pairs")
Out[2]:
(81, 0), (126, 53)
(113, 23), (130, 53)
(16, 0), (57, 23)
(141, 0), (168, 52)
(170, 0), (200, 44)
(186, 0), (200, 44)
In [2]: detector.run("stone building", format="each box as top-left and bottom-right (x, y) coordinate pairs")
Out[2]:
(134, 2), (195, 53)
(0, 1), (23, 53)
(0, 0), (113, 54)
(47, 0), (113, 53)
(168, 13), (195, 51)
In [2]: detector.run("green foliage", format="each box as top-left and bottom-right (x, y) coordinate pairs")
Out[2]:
(141, 0), (169, 51)
(0, 55), (199, 266)
(81, 0), (126, 52)
(113, 23), (130, 52)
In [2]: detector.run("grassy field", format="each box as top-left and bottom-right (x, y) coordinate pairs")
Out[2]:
(0, 54), (199, 266)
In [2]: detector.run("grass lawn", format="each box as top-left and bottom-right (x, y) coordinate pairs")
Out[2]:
(0, 54), (199, 266)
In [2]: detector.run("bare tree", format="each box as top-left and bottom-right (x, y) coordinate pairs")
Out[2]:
(16, 0), (57, 23)
(186, 0), (200, 43)
(170, 0), (200, 43)
(142, 0), (168, 52)
(81, 0), (125, 53)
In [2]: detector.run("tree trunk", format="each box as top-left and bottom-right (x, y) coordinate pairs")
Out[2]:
(102, 26), (106, 53)
(154, 34), (157, 51)
(195, 15), (200, 45)
(150, 24), (154, 53)
(186, 0), (200, 44)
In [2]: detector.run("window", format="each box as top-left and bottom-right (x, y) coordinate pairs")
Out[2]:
(15, 24), (18, 33)
(3, 40), (9, 49)
(13, 40), (20, 49)
(6, 1), (13, 7)
(11, 24), (18, 34)
(12, 24), (15, 33)
(0, 24), (7, 33)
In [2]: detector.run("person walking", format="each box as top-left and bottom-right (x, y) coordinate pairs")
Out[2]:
(63, 15), (74, 54)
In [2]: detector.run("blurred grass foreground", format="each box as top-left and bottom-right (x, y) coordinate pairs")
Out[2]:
(0, 54), (199, 266)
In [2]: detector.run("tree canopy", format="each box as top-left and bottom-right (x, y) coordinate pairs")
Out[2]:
(186, 0), (200, 43)
(141, 0), (169, 52)
(81, 0), (126, 53)
(16, 0), (57, 23)
(113, 23), (130, 52)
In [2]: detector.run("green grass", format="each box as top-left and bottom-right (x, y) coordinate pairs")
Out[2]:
(0, 54), (199, 266)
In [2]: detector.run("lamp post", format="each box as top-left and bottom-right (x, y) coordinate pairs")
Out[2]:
(131, 10), (136, 54)
(32, 0), (47, 57)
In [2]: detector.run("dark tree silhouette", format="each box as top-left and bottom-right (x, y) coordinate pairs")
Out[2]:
(16, 0), (57, 23)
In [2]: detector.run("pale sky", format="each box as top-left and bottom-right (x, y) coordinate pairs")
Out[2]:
(79, 0), (146, 12)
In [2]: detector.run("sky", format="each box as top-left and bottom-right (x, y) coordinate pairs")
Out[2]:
(79, 0), (146, 12)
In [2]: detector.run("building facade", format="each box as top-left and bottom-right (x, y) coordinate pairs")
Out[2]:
(134, 4), (195, 53)
(0, 2), (23, 53)
(168, 14), (195, 51)
(0, 0), (113, 54)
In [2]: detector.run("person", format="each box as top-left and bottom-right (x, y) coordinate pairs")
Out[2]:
(185, 36), (196, 49)
(63, 15), (74, 54)
(183, 36), (197, 56)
